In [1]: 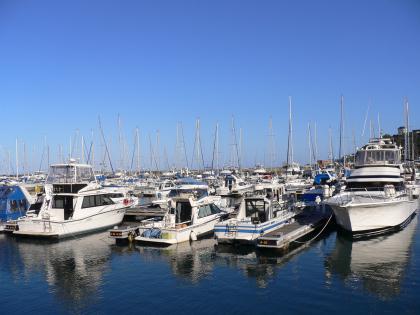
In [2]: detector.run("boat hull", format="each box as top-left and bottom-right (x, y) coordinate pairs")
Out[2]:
(135, 216), (221, 245)
(328, 197), (418, 234)
(13, 208), (126, 239)
(214, 215), (295, 244)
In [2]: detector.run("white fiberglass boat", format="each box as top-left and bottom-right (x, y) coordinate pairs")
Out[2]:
(215, 174), (254, 196)
(214, 197), (296, 244)
(133, 195), (227, 245)
(13, 160), (129, 239)
(326, 138), (419, 235)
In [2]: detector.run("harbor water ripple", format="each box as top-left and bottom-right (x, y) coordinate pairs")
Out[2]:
(1, 215), (420, 314)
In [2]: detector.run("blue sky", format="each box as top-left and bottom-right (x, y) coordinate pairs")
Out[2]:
(1, 0), (419, 172)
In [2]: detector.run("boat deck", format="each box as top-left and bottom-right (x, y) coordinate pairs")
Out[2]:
(257, 207), (332, 250)
(125, 206), (166, 218)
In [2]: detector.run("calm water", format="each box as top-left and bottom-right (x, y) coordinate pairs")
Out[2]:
(1, 215), (420, 314)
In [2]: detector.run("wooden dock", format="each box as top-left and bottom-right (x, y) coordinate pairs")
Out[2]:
(257, 207), (333, 250)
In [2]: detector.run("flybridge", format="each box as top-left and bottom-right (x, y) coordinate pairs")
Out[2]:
(355, 138), (401, 167)
(46, 162), (96, 185)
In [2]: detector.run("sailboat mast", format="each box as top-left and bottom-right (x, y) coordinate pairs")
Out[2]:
(286, 96), (293, 169)
(308, 123), (312, 169)
(136, 127), (140, 173)
(16, 138), (19, 180)
(338, 95), (344, 164)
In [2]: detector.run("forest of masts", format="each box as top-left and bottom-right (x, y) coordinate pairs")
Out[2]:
(1, 96), (416, 177)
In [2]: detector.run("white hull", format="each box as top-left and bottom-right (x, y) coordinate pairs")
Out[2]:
(14, 207), (126, 239)
(327, 193), (418, 233)
(214, 214), (295, 244)
(136, 215), (221, 245)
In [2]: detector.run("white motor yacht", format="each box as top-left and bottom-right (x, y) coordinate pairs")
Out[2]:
(326, 138), (419, 235)
(133, 195), (227, 245)
(13, 160), (129, 239)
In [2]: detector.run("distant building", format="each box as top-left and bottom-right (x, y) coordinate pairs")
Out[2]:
(397, 126), (407, 136)
(390, 128), (420, 160)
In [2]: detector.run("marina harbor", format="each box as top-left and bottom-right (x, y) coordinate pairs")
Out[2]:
(1, 1), (420, 314)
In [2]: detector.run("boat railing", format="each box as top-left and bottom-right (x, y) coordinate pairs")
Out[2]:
(336, 187), (407, 205)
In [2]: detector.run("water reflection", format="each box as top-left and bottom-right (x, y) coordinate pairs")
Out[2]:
(325, 215), (418, 300)
(0, 233), (113, 312)
(2, 214), (417, 312)
(118, 236), (320, 289)
(135, 238), (217, 284)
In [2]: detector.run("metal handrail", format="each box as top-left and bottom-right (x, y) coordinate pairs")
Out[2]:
(336, 187), (407, 205)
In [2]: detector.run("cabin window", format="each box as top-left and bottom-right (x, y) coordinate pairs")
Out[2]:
(102, 195), (114, 205)
(346, 182), (403, 191)
(198, 205), (212, 218)
(176, 202), (192, 224)
(245, 200), (268, 223)
(210, 204), (221, 214)
(82, 194), (114, 208)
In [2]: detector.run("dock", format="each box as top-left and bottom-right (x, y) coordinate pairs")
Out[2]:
(257, 207), (333, 250)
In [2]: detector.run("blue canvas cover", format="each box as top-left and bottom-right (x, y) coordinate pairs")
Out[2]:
(0, 186), (28, 221)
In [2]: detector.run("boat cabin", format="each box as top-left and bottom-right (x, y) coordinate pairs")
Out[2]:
(167, 197), (222, 228)
(50, 192), (115, 221)
(238, 197), (282, 224)
(355, 138), (401, 167)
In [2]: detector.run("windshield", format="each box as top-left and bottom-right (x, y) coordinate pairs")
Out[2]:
(355, 150), (400, 166)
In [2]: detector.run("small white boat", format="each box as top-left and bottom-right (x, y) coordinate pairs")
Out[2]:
(13, 160), (129, 239)
(214, 196), (296, 244)
(134, 195), (227, 245)
(152, 178), (212, 208)
(216, 174), (254, 196)
(155, 179), (177, 199)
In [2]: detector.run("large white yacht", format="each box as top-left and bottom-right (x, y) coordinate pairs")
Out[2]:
(13, 160), (129, 239)
(326, 138), (419, 235)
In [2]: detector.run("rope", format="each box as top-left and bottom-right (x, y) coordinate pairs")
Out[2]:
(291, 213), (333, 244)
